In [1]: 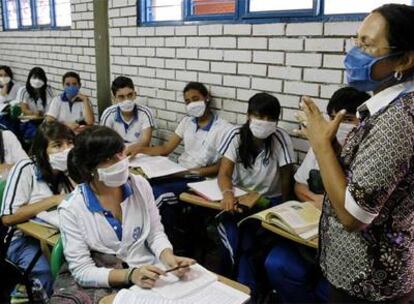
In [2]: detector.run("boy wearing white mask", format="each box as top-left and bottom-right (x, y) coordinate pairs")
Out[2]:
(17, 67), (55, 117)
(0, 121), (75, 299)
(0, 65), (21, 105)
(294, 87), (370, 209)
(46, 71), (94, 133)
(130, 81), (232, 176)
(100, 76), (155, 150)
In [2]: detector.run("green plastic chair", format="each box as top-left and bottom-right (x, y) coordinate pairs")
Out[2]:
(0, 179), (7, 206)
(50, 237), (64, 279)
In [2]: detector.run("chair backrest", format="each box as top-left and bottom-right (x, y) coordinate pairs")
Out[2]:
(51, 237), (65, 279)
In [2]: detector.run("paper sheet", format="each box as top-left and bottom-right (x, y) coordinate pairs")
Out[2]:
(187, 179), (247, 201)
(129, 154), (187, 178)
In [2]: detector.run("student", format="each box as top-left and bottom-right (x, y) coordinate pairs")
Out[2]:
(218, 92), (295, 209)
(214, 93), (294, 299)
(130, 81), (232, 177)
(0, 121), (75, 297)
(0, 129), (28, 179)
(57, 126), (193, 298)
(100, 76), (154, 148)
(46, 71), (94, 133)
(0, 65), (21, 105)
(294, 87), (370, 209)
(17, 67), (54, 117)
(264, 88), (369, 304)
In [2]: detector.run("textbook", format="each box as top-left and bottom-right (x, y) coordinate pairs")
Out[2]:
(112, 264), (250, 304)
(240, 200), (321, 240)
(129, 154), (187, 179)
(187, 178), (247, 202)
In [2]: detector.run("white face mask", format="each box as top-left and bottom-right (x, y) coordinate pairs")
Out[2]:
(186, 101), (206, 118)
(30, 78), (45, 89)
(118, 99), (136, 112)
(336, 123), (355, 146)
(0, 76), (11, 86)
(48, 147), (71, 172)
(249, 118), (277, 139)
(97, 157), (129, 188)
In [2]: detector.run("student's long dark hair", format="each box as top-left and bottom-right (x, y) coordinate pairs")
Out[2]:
(0, 65), (14, 94)
(68, 126), (125, 184)
(239, 93), (281, 169)
(0, 131), (4, 164)
(26, 67), (48, 109)
(30, 121), (75, 194)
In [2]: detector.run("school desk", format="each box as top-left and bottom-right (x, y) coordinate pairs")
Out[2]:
(179, 191), (260, 210)
(16, 221), (60, 259)
(98, 273), (251, 304)
(261, 222), (318, 249)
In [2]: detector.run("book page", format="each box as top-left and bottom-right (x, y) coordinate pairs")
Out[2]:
(187, 179), (247, 201)
(152, 264), (217, 300)
(129, 154), (187, 178)
(114, 280), (249, 304)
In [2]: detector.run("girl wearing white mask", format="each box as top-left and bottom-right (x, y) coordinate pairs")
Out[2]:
(101, 76), (155, 148)
(0, 65), (21, 105)
(129, 82), (232, 176)
(218, 92), (295, 211)
(1, 121), (75, 299)
(216, 93), (295, 298)
(17, 67), (55, 117)
(56, 126), (193, 300)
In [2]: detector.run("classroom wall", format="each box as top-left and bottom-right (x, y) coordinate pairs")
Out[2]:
(0, 0), (360, 161)
(0, 0), (98, 112)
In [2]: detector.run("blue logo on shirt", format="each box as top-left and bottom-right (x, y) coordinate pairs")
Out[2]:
(134, 132), (140, 138)
(132, 226), (142, 241)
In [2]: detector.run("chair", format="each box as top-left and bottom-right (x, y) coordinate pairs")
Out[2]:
(0, 179), (41, 303)
(50, 237), (64, 279)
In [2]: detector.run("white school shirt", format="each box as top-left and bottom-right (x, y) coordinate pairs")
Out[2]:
(0, 82), (22, 104)
(0, 159), (56, 238)
(100, 104), (155, 144)
(294, 148), (319, 185)
(1, 130), (28, 165)
(17, 85), (54, 113)
(46, 93), (88, 124)
(58, 174), (173, 288)
(219, 127), (295, 198)
(175, 115), (232, 169)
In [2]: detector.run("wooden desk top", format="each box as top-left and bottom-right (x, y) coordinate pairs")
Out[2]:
(17, 221), (60, 246)
(261, 222), (318, 249)
(99, 274), (250, 304)
(179, 191), (260, 210)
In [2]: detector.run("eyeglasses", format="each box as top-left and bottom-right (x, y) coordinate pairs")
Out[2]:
(349, 37), (397, 54)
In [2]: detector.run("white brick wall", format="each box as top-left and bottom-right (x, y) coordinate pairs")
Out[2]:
(0, 0), (361, 162)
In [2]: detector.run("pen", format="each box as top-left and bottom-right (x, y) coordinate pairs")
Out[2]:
(164, 264), (191, 273)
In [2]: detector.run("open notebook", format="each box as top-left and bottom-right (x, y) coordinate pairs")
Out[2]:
(187, 179), (247, 201)
(129, 154), (187, 179)
(113, 264), (249, 304)
(240, 200), (321, 240)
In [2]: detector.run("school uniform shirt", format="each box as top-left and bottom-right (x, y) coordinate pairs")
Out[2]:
(219, 127), (295, 198)
(46, 93), (88, 124)
(0, 81), (22, 104)
(294, 148), (319, 185)
(100, 104), (155, 144)
(0, 159), (56, 238)
(175, 115), (232, 169)
(58, 174), (173, 288)
(17, 85), (54, 113)
(1, 130), (28, 165)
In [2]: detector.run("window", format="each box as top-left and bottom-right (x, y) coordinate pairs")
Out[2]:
(2, 0), (72, 30)
(139, 0), (414, 24)
(324, 0), (412, 14)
